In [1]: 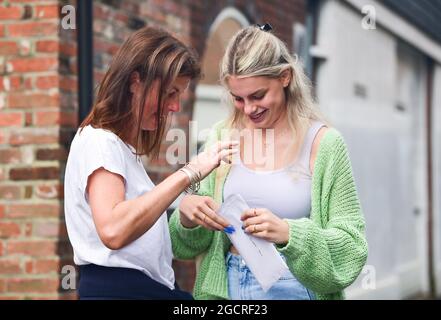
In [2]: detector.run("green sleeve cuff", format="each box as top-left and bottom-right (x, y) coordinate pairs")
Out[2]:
(169, 208), (213, 243)
(276, 218), (311, 258)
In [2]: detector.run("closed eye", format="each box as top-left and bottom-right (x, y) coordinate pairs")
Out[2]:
(167, 91), (178, 98)
(230, 89), (267, 102)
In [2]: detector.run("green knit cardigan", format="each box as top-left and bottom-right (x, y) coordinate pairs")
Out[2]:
(169, 121), (368, 300)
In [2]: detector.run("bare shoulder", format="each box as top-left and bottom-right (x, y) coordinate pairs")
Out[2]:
(309, 126), (330, 175)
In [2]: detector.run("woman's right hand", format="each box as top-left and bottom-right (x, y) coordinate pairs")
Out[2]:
(179, 195), (232, 231)
(189, 141), (238, 179)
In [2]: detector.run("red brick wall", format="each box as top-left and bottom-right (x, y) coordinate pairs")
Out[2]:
(0, 0), (76, 299)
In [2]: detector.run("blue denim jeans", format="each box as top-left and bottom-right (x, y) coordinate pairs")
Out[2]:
(226, 252), (316, 300)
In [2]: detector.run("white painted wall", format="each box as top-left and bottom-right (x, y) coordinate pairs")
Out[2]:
(315, 0), (433, 299)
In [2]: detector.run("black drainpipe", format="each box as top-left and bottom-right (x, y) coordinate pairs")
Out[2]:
(426, 57), (436, 299)
(77, 0), (93, 123)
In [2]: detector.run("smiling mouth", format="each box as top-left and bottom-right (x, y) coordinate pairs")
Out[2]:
(249, 109), (268, 122)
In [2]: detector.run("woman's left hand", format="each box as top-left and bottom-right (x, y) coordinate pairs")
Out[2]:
(241, 208), (289, 245)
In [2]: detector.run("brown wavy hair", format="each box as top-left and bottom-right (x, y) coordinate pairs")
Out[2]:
(80, 26), (200, 157)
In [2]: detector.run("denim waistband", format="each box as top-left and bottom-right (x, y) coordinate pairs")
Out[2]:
(226, 251), (287, 268)
(226, 251), (244, 268)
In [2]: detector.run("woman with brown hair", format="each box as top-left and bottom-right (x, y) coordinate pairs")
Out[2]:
(64, 26), (236, 300)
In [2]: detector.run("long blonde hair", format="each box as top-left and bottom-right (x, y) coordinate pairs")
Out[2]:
(220, 25), (329, 145)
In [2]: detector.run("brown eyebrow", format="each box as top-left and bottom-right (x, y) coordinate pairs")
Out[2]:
(230, 88), (267, 98)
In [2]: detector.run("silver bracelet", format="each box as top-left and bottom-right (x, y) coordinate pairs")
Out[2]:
(180, 167), (200, 194)
(179, 163), (202, 194)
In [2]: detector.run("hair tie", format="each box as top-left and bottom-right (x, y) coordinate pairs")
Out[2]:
(256, 23), (272, 32)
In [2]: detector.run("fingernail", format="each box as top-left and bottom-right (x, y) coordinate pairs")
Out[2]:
(223, 225), (235, 234)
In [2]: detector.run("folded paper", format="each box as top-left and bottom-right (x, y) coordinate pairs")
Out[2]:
(218, 194), (290, 291)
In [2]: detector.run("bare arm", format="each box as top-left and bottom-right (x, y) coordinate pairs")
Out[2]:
(88, 141), (237, 250)
(88, 168), (189, 250)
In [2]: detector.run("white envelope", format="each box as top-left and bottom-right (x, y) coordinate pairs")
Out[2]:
(218, 194), (290, 292)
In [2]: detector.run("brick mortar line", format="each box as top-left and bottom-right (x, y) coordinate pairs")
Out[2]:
(0, 143), (62, 148)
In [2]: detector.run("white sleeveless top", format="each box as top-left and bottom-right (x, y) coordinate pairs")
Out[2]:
(224, 121), (326, 219)
(64, 125), (175, 289)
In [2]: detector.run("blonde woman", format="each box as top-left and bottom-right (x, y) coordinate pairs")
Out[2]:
(169, 24), (368, 300)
